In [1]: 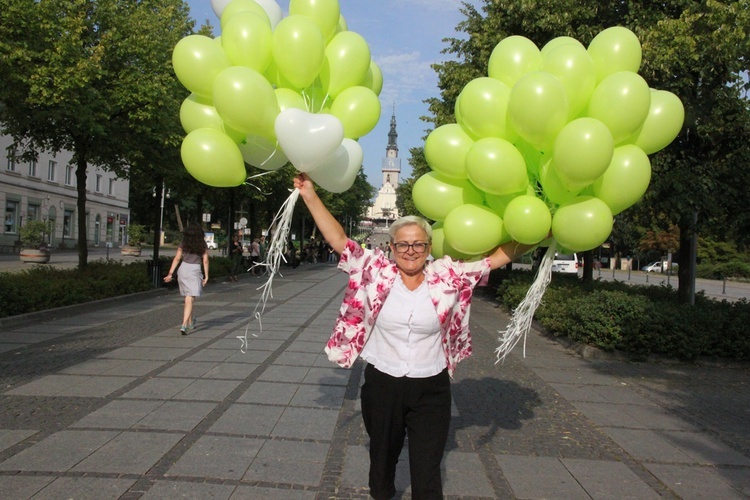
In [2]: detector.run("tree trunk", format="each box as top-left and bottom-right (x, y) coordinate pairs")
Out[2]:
(75, 157), (89, 270)
(581, 249), (594, 282)
(677, 213), (697, 304)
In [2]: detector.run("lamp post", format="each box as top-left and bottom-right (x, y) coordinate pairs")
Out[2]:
(151, 183), (170, 286)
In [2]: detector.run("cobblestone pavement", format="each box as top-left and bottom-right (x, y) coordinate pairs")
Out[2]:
(0, 264), (748, 499)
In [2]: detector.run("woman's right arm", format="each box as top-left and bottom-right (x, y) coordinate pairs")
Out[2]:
(164, 247), (183, 282)
(294, 173), (348, 254)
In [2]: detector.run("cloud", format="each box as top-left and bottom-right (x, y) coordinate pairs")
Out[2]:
(375, 51), (438, 106)
(395, 0), (465, 10)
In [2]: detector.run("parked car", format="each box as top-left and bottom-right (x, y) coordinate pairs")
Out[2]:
(551, 253), (579, 274)
(641, 261), (663, 273)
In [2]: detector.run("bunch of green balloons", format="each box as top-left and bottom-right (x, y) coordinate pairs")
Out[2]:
(173, 0), (382, 190)
(414, 27), (685, 257)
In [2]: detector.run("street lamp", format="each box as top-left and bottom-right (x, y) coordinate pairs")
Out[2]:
(151, 182), (170, 269)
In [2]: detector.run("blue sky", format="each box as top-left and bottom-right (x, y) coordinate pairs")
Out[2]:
(184, 0), (477, 187)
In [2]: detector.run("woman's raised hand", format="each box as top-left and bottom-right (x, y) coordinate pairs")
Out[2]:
(293, 173), (315, 199)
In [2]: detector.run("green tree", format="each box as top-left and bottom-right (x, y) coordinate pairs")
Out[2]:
(426, 0), (750, 303)
(0, 0), (193, 269)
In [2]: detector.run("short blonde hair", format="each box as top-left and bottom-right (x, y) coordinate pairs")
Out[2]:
(388, 216), (432, 242)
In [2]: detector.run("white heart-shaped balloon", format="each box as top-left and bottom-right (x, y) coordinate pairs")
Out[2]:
(274, 108), (344, 173)
(308, 139), (363, 193)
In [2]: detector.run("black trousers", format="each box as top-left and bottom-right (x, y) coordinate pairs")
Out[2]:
(361, 364), (451, 500)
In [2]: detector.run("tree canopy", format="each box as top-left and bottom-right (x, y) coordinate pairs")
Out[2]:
(414, 0), (750, 302)
(0, 0), (194, 268)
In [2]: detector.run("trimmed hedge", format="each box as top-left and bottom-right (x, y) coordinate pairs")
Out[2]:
(497, 271), (750, 361)
(0, 256), (234, 319)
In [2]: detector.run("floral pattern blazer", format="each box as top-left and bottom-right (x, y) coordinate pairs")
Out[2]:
(325, 239), (491, 377)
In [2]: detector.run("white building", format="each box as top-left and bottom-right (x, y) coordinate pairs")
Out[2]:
(367, 109), (401, 223)
(1, 134), (130, 250)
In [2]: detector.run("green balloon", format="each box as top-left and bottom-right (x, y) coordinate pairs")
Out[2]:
(508, 71), (569, 151)
(502, 195), (552, 245)
(466, 137), (528, 195)
(275, 88), (307, 112)
(181, 128), (247, 187)
(180, 94), (223, 134)
(593, 145), (651, 215)
(319, 31), (371, 99)
(539, 160), (582, 206)
(627, 89), (685, 155)
(212, 66), (279, 140)
(272, 15), (325, 90)
(587, 26), (642, 82)
(330, 86), (380, 139)
(222, 11), (273, 73)
(430, 222), (473, 260)
(541, 36), (585, 57)
(290, 0), (341, 42)
(443, 204), (510, 255)
(456, 77), (512, 140)
(220, 0), (270, 30)
(412, 171), (484, 222)
(488, 36), (542, 88)
(551, 196), (613, 252)
(542, 43), (596, 119)
(552, 118), (614, 190)
(360, 60), (383, 96)
(172, 35), (231, 98)
(586, 71), (651, 144)
(239, 134), (289, 171)
(424, 124), (474, 179)
(484, 190), (525, 218)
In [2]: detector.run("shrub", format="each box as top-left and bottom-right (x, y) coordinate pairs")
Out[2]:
(0, 255), (245, 320)
(19, 220), (52, 248)
(496, 271), (750, 361)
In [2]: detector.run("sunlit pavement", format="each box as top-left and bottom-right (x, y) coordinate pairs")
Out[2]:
(0, 263), (748, 498)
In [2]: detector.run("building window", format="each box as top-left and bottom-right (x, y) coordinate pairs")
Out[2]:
(108, 178), (115, 195)
(48, 160), (57, 181)
(95, 174), (102, 193)
(27, 204), (40, 222)
(65, 165), (74, 186)
(28, 159), (37, 177)
(4, 201), (19, 234)
(63, 210), (74, 238)
(6, 147), (16, 172)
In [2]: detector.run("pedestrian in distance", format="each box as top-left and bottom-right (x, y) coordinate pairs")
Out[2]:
(250, 237), (261, 275)
(228, 233), (243, 282)
(164, 223), (209, 335)
(293, 173), (531, 499)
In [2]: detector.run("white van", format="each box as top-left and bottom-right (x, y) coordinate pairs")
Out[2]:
(552, 252), (579, 274)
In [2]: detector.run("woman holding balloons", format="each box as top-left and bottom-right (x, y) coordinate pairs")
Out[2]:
(294, 173), (530, 499)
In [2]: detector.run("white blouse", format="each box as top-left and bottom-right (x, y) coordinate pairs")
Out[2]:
(360, 274), (445, 378)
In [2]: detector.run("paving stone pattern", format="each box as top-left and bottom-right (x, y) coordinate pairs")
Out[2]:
(0, 264), (748, 499)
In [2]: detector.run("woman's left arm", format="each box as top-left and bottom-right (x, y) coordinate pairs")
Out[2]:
(488, 240), (534, 270)
(202, 251), (209, 285)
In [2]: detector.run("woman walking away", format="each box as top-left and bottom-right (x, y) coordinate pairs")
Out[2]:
(294, 173), (531, 499)
(228, 233), (243, 282)
(164, 223), (209, 335)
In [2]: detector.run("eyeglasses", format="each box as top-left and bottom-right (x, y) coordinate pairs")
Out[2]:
(392, 241), (430, 253)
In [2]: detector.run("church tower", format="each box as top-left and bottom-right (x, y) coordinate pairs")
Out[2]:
(368, 106), (400, 222)
(381, 109), (401, 187)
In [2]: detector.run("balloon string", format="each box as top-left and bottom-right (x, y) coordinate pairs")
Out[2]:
(495, 241), (556, 363)
(237, 188), (300, 351)
(243, 170), (275, 196)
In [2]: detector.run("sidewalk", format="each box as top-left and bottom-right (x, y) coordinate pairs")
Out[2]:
(0, 264), (748, 499)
